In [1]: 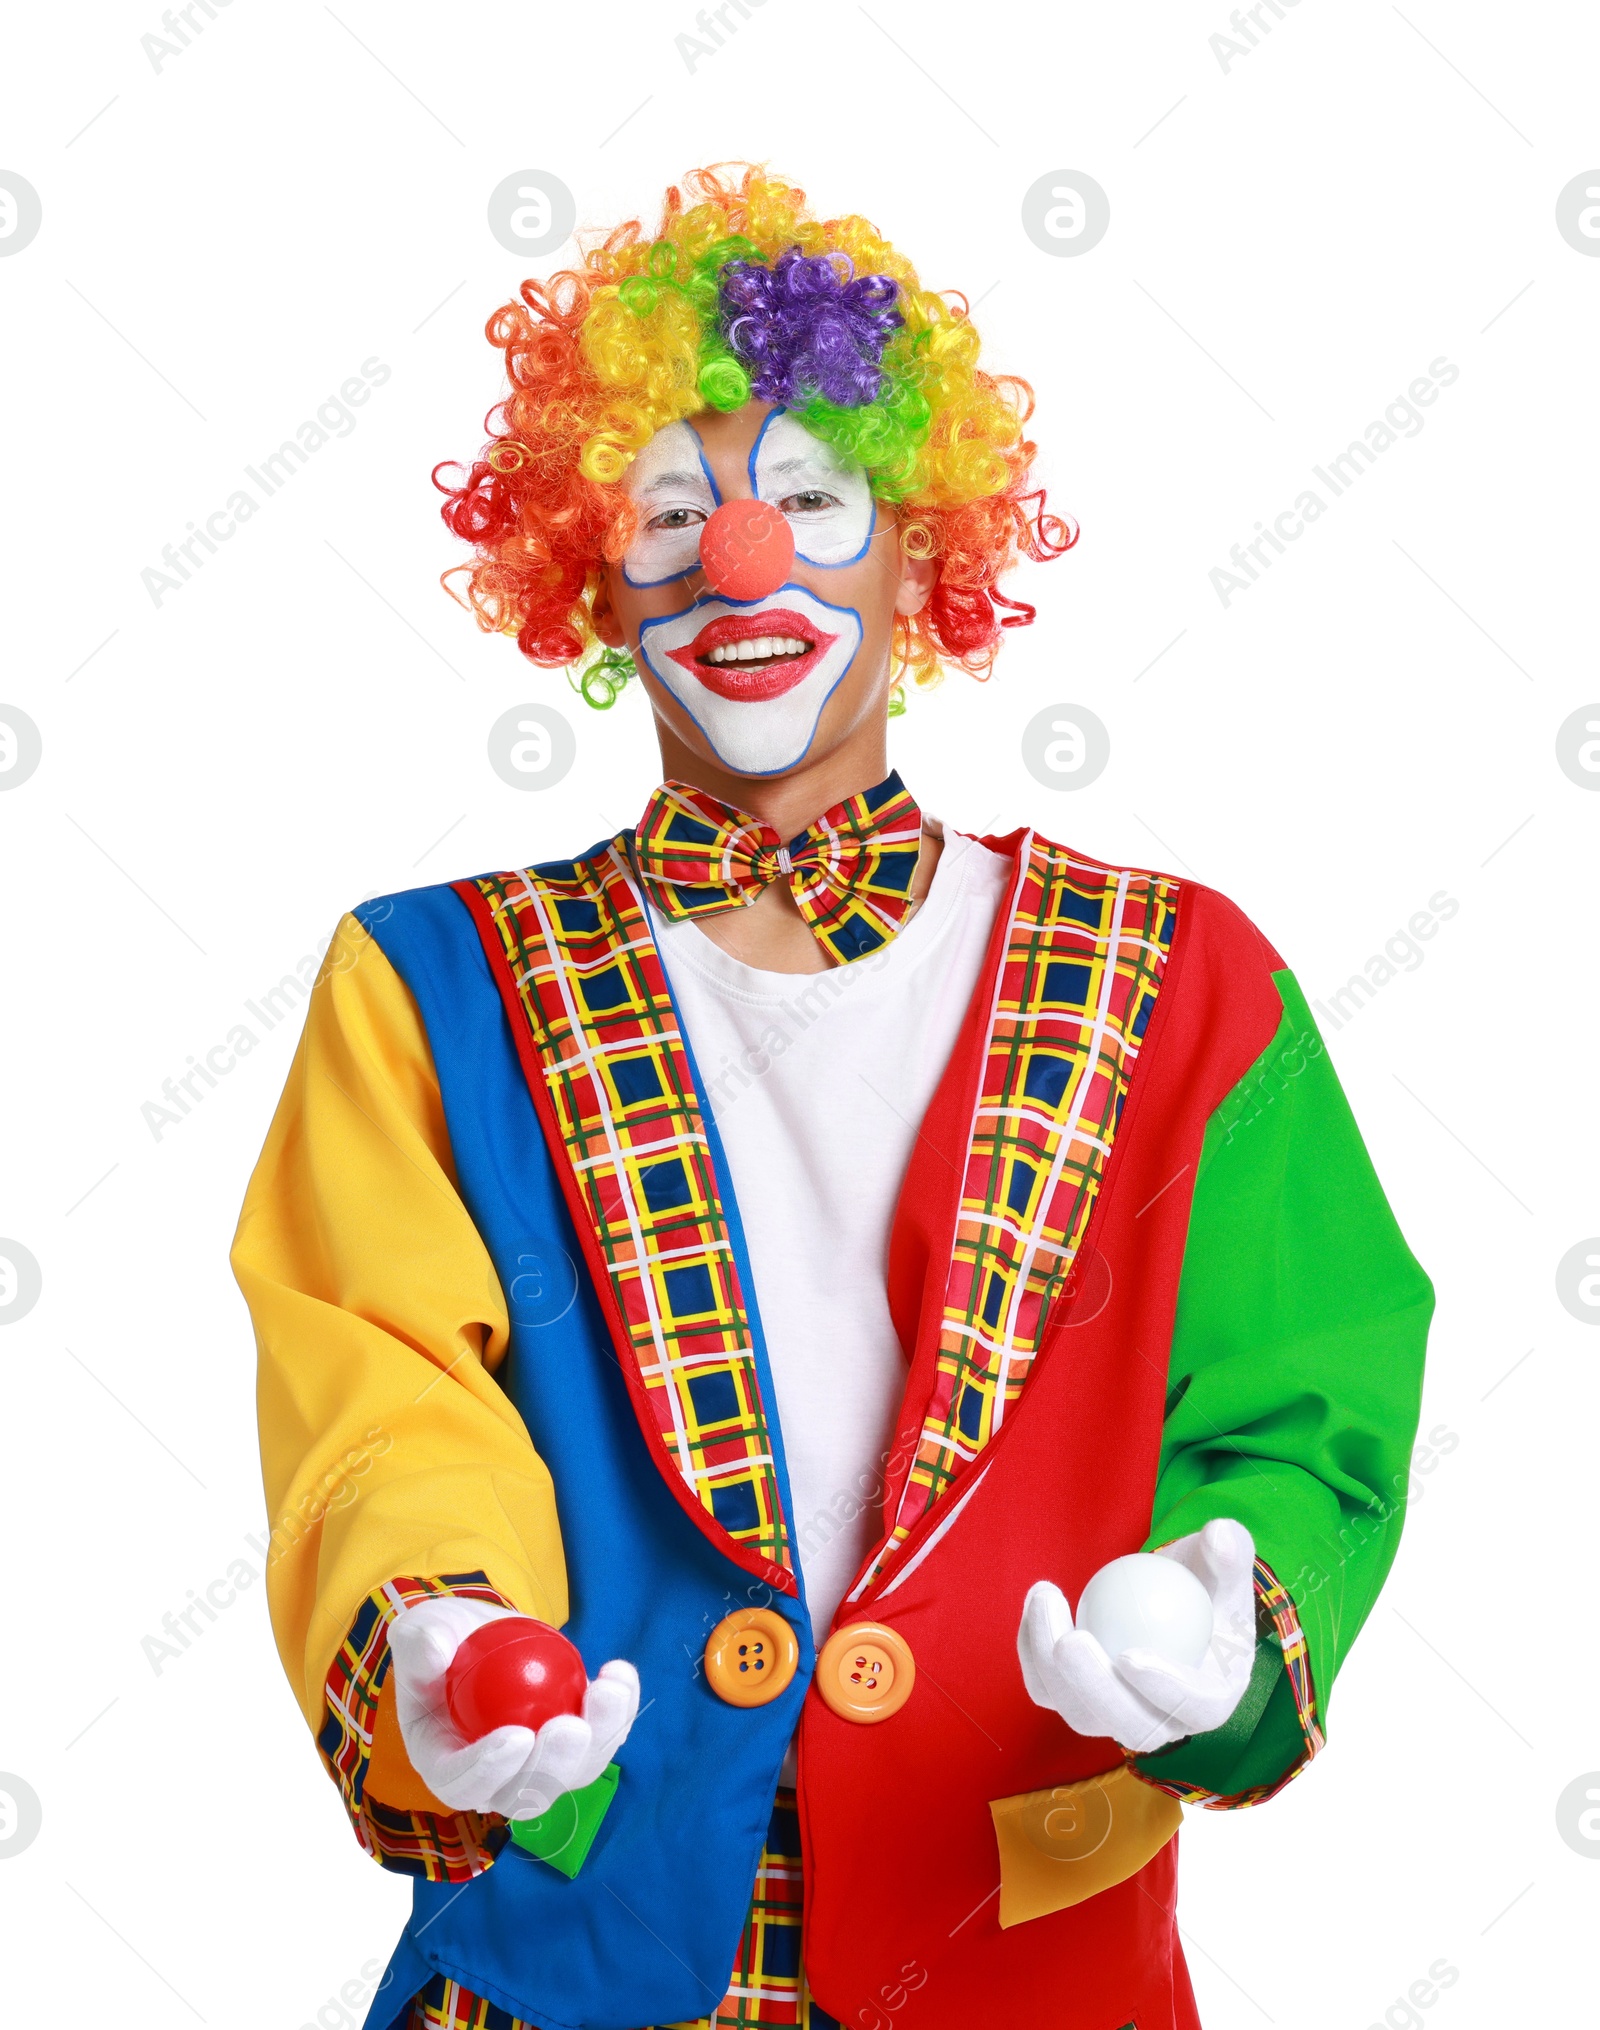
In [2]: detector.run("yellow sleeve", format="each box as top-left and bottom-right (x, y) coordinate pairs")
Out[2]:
(231, 913), (568, 1792)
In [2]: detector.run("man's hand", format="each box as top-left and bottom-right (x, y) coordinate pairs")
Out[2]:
(387, 1596), (640, 1819)
(1017, 1518), (1258, 1754)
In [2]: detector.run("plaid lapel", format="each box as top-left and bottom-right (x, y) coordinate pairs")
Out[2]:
(456, 825), (1178, 1605)
(455, 841), (795, 1593)
(851, 832), (1180, 1598)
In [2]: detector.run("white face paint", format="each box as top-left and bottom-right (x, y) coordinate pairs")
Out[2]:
(621, 421), (719, 587)
(621, 410), (877, 776)
(635, 586), (864, 777)
(747, 408), (876, 565)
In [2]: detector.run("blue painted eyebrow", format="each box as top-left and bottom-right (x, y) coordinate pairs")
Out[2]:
(686, 419), (725, 508)
(746, 405), (788, 498)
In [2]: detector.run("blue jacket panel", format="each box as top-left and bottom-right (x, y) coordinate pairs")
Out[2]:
(356, 878), (813, 2030)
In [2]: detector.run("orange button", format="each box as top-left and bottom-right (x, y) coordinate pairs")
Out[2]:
(815, 1621), (916, 1723)
(704, 1608), (799, 1707)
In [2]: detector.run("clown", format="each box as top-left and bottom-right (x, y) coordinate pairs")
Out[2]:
(234, 166), (1432, 2030)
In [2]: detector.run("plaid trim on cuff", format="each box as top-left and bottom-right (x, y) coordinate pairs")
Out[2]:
(319, 1571), (515, 1880)
(1135, 1555), (1324, 1812)
(1257, 1554), (1322, 1762)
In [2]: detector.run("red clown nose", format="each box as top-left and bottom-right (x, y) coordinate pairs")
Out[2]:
(698, 499), (795, 602)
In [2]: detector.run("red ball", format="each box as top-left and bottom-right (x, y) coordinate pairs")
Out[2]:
(698, 498), (795, 601)
(445, 1618), (587, 1740)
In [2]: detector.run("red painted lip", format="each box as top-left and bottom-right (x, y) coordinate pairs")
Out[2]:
(666, 607), (837, 702)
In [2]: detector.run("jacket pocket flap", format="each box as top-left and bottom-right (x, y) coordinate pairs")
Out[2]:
(989, 1764), (1181, 1928)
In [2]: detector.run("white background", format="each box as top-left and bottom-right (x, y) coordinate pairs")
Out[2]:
(2, 2), (1597, 2025)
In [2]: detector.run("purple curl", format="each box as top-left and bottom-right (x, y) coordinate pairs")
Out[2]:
(716, 247), (902, 409)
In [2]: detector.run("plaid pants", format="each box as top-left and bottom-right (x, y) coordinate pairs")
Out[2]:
(405, 1793), (839, 2030)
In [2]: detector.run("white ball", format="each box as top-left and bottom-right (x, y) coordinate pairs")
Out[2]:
(1075, 1553), (1214, 1668)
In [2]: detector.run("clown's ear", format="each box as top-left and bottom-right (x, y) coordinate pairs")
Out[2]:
(893, 534), (939, 619)
(591, 579), (627, 649)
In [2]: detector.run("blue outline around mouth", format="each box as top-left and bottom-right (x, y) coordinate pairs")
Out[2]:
(635, 584), (865, 778)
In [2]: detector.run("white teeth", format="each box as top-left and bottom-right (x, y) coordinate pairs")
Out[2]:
(704, 636), (812, 664)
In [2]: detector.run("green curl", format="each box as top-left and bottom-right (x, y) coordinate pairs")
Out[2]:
(618, 272), (663, 319)
(798, 372), (935, 504)
(570, 646), (637, 711)
(697, 348), (750, 412)
(685, 235), (759, 314)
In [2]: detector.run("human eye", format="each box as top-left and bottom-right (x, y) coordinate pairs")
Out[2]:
(647, 505), (708, 532)
(779, 489), (842, 515)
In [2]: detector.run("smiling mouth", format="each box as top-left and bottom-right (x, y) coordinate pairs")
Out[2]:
(666, 608), (838, 701)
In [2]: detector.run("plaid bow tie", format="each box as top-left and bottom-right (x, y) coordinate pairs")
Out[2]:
(633, 773), (925, 965)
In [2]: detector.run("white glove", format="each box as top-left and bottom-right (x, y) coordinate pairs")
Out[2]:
(387, 1596), (640, 1820)
(1018, 1518), (1258, 1754)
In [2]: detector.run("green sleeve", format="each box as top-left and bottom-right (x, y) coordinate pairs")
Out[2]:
(1133, 970), (1433, 1803)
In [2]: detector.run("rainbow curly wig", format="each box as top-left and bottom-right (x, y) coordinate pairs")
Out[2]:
(436, 164), (1076, 708)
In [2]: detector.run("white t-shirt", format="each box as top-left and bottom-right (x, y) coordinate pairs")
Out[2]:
(651, 825), (1011, 1643)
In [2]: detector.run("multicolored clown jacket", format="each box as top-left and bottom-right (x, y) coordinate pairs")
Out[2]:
(233, 816), (1432, 2030)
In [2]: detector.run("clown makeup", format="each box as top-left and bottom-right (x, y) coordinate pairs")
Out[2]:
(620, 406), (884, 777)
(444, 175), (1073, 755)
(635, 585), (865, 777)
(622, 421), (718, 587)
(748, 408), (875, 566)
